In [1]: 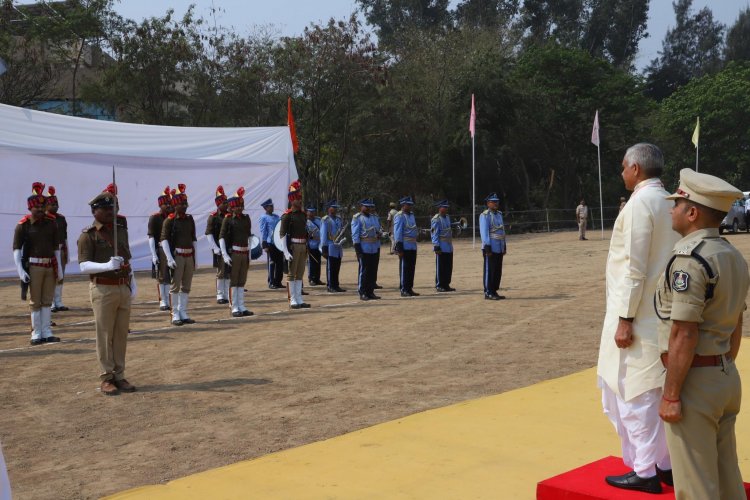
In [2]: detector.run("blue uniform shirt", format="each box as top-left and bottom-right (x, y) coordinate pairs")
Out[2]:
(479, 209), (506, 253)
(431, 214), (453, 253)
(306, 217), (322, 251)
(320, 215), (344, 259)
(394, 210), (418, 251)
(259, 212), (280, 247)
(351, 212), (381, 254)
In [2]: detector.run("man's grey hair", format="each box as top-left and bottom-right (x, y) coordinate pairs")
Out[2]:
(623, 143), (664, 178)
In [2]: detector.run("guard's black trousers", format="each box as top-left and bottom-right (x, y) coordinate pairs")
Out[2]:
(399, 250), (417, 292)
(267, 246), (284, 287)
(326, 256), (341, 289)
(358, 252), (379, 296)
(308, 248), (322, 283)
(483, 252), (504, 295)
(435, 252), (453, 289)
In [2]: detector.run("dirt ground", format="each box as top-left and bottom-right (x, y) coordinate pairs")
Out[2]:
(2, 231), (749, 499)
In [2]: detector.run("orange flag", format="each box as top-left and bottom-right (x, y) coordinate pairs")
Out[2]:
(287, 97), (299, 154)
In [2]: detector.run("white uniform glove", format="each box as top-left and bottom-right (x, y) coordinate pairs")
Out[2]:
(160, 240), (177, 269)
(206, 234), (221, 256)
(79, 256), (123, 273)
(219, 238), (232, 266)
(284, 249), (293, 261)
(13, 249), (29, 283)
(54, 249), (64, 282)
(129, 271), (137, 299)
(148, 237), (159, 266)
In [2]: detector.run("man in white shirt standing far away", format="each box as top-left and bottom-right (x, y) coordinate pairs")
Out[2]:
(597, 143), (680, 494)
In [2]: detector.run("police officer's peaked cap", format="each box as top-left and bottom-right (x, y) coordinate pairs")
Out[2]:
(89, 193), (115, 208)
(434, 199), (450, 208)
(305, 205), (317, 212)
(399, 196), (415, 206)
(359, 198), (375, 207)
(666, 168), (743, 212)
(326, 200), (340, 209)
(485, 193), (500, 202)
(260, 198), (274, 208)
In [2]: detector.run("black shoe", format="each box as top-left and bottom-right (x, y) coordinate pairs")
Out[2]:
(172, 319), (184, 326)
(360, 294), (371, 301)
(300, 303), (311, 309)
(57, 306), (69, 311)
(374, 284), (383, 289)
(408, 290), (420, 296)
(30, 338), (44, 346)
(485, 294), (500, 301)
(159, 305), (171, 311)
(446, 287), (456, 292)
(182, 318), (196, 324)
(605, 471), (662, 494)
(51, 306), (59, 313)
(290, 304), (301, 309)
(401, 291), (411, 297)
(217, 299), (229, 304)
(232, 311), (243, 317)
(436, 287), (448, 292)
(327, 288), (336, 293)
(368, 293), (381, 300)
(301, 290), (309, 295)
(494, 294), (506, 300)
(45, 336), (61, 343)
(334, 287), (346, 293)
(241, 310), (254, 316)
(655, 465), (673, 486)
(269, 284), (282, 290)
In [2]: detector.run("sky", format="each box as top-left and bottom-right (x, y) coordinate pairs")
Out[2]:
(15, 0), (750, 72)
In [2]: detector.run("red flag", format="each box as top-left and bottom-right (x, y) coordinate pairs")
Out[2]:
(591, 110), (600, 147)
(287, 97), (299, 154)
(469, 94), (476, 138)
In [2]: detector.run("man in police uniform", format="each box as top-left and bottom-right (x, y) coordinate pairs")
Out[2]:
(45, 186), (69, 312)
(479, 193), (507, 300)
(205, 186), (230, 304)
(160, 184), (197, 326)
(13, 182), (63, 345)
(352, 198), (381, 301)
(219, 187), (254, 317)
(78, 191), (137, 395)
(148, 186), (173, 311)
(655, 169), (749, 499)
(320, 200), (346, 293)
(431, 200), (455, 292)
(394, 196), (419, 297)
(576, 198), (588, 240)
(306, 206), (324, 286)
(280, 181), (310, 309)
(260, 198), (284, 289)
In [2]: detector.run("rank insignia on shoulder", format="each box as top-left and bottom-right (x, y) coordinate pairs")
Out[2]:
(672, 270), (689, 292)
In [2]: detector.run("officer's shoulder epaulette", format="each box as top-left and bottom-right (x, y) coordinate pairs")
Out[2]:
(321, 215), (329, 222)
(396, 210), (403, 216)
(168, 213), (176, 219)
(209, 210), (218, 217)
(675, 239), (704, 256)
(45, 213), (57, 221)
(481, 209), (489, 215)
(283, 208), (292, 215)
(353, 212), (362, 219)
(17, 215), (30, 224)
(431, 214), (440, 221)
(81, 224), (96, 233)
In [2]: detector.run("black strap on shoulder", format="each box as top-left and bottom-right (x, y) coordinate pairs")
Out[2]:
(664, 251), (716, 300)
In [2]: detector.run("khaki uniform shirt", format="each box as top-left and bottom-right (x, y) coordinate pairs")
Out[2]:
(655, 228), (750, 355)
(147, 212), (167, 241)
(205, 210), (226, 241)
(219, 214), (251, 248)
(280, 210), (308, 239)
(575, 204), (588, 221)
(160, 214), (197, 250)
(13, 215), (59, 257)
(597, 178), (680, 401)
(77, 221), (131, 280)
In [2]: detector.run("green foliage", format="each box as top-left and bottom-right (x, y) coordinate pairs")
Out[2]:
(725, 7), (750, 63)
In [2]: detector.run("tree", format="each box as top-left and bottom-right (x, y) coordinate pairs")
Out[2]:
(724, 7), (750, 63)
(580, 0), (649, 69)
(356, 0), (450, 48)
(453, 0), (519, 29)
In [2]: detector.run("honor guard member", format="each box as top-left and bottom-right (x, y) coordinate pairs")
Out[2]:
(13, 182), (63, 345)
(260, 198), (284, 289)
(205, 186), (230, 304)
(280, 180), (310, 309)
(394, 196), (419, 297)
(480, 192), (507, 300)
(160, 184), (197, 326)
(431, 200), (455, 292)
(219, 187), (254, 317)
(352, 198), (382, 300)
(148, 186), (173, 311)
(320, 200), (346, 293)
(655, 169), (750, 499)
(78, 191), (137, 396)
(46, 186), (70, 312)
(306, 206), (324, 286)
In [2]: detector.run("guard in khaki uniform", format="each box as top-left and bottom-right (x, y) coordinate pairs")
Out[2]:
(147, 186), (172, 311)
(205, 186), (230, 304)
(655, 168), (750, 499)
(575, 199), (588, 240)
(13, 182), (63, 345)
(219, 187), (254, 317)
(46, 186), (69, 312)
(160, 184), (197, 326)
(78, 192), (137, 396)
(279, 180), (310, 309)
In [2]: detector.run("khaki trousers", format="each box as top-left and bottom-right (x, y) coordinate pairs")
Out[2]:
(287, 243), (307, 281)
(215, 257), (226, 279)
(90, 283), (131, 382)
(29, 265), (55, 310)
(665, 359), (744, 500)
(157, 248), (170, 284)
(170, 254), (195, 294)
(578, 218), (587, 239)
(229, 252), (249, 287)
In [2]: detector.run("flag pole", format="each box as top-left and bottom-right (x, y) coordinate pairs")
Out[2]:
(472, 133), (476, 249)
(696, 141), (699, 172)
(597, 138), (603, 240)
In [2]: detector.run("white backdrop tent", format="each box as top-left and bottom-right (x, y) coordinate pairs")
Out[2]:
(0, 103), (298, 278)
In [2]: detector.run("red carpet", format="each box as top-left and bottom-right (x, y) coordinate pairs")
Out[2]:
(537, 456), (750, 499)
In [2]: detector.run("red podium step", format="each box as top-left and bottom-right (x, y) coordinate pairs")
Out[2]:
(537, 456), (750, 499)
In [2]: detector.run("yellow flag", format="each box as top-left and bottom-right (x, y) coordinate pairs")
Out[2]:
(691, 117), (699, 148)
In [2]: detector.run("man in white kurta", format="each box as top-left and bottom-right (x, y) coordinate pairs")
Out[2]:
(597, 143), (680, 493)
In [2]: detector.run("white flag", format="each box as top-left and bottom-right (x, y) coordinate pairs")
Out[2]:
(591, 110), (600, 147)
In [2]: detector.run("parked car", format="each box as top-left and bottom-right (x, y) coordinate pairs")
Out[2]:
(719, 198), (749, 234)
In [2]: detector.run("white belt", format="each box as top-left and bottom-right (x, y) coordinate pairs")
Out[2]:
(175, 247), (194, 255)
(29, 257), (52, 264)
(490, 234), (505, 240)
(291, 238), (307, 244)
(232, 246), (249, 251)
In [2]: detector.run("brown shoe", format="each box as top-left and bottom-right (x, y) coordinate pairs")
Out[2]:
(100, 380), (120, 396)
(115, 379), (136, 393)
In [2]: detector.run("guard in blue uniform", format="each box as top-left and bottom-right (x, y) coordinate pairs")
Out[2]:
(431, 200), (455, 292)
(306, 206), (324, 286)
(352, 198), (381, 300)
(479, 193), (507, 300)
(259, 198), (284, 289)
(394, 196), (419, 297)
(320, 200), (346, 293)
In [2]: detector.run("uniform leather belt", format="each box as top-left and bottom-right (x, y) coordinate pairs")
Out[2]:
(490, 235), (506, 240)
(175, 247), (194, 255)
(404, 237), (416, 242)
(232, 246), (249, 252)
(291, 238), (307, 244)
(361, 237), (377, 243)
(660, 352), (726, 368)
(29, 257), (53, 265)
(91, 276), (130, 286)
